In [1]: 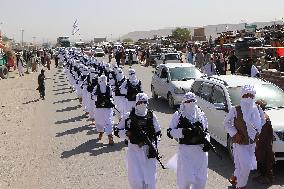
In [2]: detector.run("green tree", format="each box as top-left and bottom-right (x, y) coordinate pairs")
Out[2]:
(171, 27), (191, 42)
(122, 38), (134, 43)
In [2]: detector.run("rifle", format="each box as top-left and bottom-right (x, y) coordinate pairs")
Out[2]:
(136, 128), (166, 169)
(193, 122), (222, 160)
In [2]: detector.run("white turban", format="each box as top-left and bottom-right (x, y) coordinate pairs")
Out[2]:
(129, 69), (136, 75)
(182, 92), (197, 103)
(135, 93), (149, 104)
(98, 75), (107, 84)
(241, 85), (256, 96)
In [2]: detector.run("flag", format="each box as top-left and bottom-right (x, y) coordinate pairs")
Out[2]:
(72, 19), (80, 35)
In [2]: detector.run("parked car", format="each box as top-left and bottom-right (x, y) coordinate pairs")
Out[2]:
(154, 53), (182, 66)
(190, 75), (284, 161)
(125, 49), (138, 64)
(151, 63), (203, 108)
(94, 47), (105, 57)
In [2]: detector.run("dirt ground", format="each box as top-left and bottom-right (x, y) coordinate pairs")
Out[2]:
(0, 62), (283, 189)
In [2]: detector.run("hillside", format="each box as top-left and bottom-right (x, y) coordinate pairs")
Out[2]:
(121, 21), (283, 41)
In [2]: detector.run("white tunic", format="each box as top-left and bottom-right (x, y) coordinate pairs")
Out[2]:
(167, 107), (209, 188)
(224, 105), (265, 187)
(117, 111), (161, 189)
(203, 63), (216, 76)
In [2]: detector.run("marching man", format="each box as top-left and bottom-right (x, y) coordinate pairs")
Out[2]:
(92, 75), (115, 145)
(224, 85), (265, 189)
(114, 93), (161, 189)
(120, 69), (143, 114)
(167, 92), (209, 189)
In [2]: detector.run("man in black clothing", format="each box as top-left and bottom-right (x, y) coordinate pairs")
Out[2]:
(228, 51), (238, 74)
(37, 69), (46, 100)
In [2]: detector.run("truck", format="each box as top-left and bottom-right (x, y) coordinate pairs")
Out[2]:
(57, 36), (71, 47)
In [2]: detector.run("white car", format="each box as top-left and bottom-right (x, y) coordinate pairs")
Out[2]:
(154, 53), (182, 66)
(125, 49), (138, 64)
(151, 63), (204, 108)
(94, 47), (105, 57)
(190, 75), (284, 161)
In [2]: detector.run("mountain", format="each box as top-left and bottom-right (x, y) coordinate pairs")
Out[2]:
(120, 21), (283, 41)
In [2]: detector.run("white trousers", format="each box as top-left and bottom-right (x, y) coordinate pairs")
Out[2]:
(93, 108), (113, 135)
(178, 178), (206, 189)
(18, 64), (24, 76)
(82, 88), (89, 112)
(233, 143), (256, 188)
(127, 143), (157, 189)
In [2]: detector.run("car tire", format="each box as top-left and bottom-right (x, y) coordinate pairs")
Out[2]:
(151, 86), (158, 100)
(167, 93), (175, 109)
(227, 135), (234, 160)
(0, 65), (8, 79)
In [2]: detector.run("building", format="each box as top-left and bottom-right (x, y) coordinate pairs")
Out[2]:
(192, 27), (206, 41)
(93, 38), (107, 43)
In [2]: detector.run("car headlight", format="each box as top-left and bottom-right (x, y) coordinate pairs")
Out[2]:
(275, 131), (284, 141)
(174, 88), (185, 94)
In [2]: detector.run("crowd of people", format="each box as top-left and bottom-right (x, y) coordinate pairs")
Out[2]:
(51, 48), (275, 189)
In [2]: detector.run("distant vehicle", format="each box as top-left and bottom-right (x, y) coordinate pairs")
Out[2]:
(151, 63), (203, 108)
(74, 41), (86, 49)
(154, 53), (182, 66)
(94, 47), (105, 57)
(234, 37), (262, 59)
(57, 36), (71, 47)
(190, 75), (284, 161)
(125, 49), (138, 64)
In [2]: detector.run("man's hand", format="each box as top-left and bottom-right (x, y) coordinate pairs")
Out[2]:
(232, 133), (243, 144)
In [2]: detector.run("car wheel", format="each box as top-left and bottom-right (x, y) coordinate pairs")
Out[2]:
(167, 93), (175, 109)
(227, 135), (234, 160)
(151, 86), (158, 100)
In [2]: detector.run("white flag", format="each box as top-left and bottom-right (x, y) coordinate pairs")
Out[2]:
(72, 19), (80, 35)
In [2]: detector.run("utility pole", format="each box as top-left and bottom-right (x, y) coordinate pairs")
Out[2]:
(20, 29), (24, 49)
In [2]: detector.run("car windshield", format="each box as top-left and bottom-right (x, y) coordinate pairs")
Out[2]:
(96, 48), (103, 52)
(169, 67), (203, 81)
(165, 54), (179, 60)
(228, 84), (284, 108)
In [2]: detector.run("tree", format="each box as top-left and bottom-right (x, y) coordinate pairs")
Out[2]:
(171, 27), (191, 42)
(122, 38), (134, 43)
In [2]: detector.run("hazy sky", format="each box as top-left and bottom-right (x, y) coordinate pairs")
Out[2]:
(1, 0), (283, 43)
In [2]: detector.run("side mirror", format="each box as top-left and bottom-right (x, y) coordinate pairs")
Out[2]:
(214, 103), (226, 110)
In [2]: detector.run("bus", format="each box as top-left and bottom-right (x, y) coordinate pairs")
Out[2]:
(57, 36), (71, 47)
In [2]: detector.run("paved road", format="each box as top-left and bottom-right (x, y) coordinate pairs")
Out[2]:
(1, 58), (283, 189)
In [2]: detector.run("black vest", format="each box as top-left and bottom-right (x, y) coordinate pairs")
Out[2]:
(87, 78), (98, 93)
(126, 79), (142, 101)
(126, 108), (156, 145)
(177, 114), (204, 145)
(95, 85), (114, 108)
(115, 78), (126, 96)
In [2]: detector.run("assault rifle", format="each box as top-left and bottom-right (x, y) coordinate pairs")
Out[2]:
(193, 122), (222, 160)
(137, 128), (166, 169)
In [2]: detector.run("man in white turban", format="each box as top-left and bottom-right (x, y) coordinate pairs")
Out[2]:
(114, 93), (161, 189)
(92, 75), (115, 145)
(167, 92), (209, 189)
(120, 68), (143, 114)
(224, 85), (265, 189)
